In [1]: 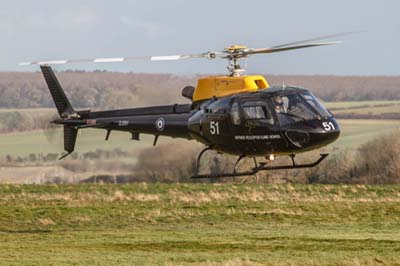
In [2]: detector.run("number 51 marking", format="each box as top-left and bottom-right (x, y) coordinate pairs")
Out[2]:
(323, 121), (335, 131)
(210, 121), (220, 135)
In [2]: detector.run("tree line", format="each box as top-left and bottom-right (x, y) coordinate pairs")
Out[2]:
(0, 71), (193, 109)
(1, 72), (400, 109)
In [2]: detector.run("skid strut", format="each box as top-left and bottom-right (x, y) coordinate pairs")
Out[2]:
(233, 155), (245, 174)
(191, 153), (329, 179)
(193, 146), (213, 177)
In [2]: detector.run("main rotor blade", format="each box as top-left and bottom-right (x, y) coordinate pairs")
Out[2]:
(269, 31), (362, 49)
(245, 41), (341, 56)
(19, 32), (355, 66)
(19, 53), (212, 66)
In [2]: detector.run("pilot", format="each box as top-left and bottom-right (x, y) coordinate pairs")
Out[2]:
(274, 96), (288, 113)
(282, 96), (289, 112)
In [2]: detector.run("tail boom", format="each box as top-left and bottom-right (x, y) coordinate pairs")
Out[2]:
(40, 65), (192, 159)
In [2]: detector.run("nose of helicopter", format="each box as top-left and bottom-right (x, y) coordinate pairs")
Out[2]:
(284, 118), (340, 149)
(309, 118), (340, 147)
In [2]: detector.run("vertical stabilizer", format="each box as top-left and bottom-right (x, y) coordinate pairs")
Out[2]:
(40, 65), (75, 117)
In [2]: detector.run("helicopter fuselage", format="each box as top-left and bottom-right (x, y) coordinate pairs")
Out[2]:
(34, 31), (348, 177)
(65, 86), (339, 158)
(188, 86), (340, 156)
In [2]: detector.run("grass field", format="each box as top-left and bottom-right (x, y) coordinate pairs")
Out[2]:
(1, 104), (400, 161)
(324, 100), (400, 115)
(0, 128), (181, 157)
(0, 108), (181, 157)
(324, 100), (400, 109)
(333, 119), (400, 148)
(1, 119), (400, 157)
(0, 183), (399, 265)
(332, 106), (400, 115)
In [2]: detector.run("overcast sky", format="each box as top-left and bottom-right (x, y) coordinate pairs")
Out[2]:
(0, 0), (399, 75)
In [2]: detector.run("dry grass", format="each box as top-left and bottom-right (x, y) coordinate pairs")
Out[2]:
(4, 185), (400, 208)
(191, 258), (259, 266)
(37, 218), (55, 226)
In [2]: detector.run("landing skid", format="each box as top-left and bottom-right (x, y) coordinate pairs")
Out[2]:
(191, 147), (328, 179)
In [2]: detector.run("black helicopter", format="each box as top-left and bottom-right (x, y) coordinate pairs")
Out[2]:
(21, 34), (345, 178)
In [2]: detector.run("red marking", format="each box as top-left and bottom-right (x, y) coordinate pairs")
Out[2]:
(86, 119), (96, 125)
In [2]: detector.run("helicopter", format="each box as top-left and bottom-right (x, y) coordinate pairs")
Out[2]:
(20, 34), (345, 178)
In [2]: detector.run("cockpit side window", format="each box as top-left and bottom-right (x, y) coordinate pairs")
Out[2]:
(242, 101), (274, 126)
(230, 102), (241, 125)
(206, 97), (231, 114)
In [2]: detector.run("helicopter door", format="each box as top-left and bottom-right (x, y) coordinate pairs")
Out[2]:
(201, 98), (231, 145)
(238, 99), (278, 153)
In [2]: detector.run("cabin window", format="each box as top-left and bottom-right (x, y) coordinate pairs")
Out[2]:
(242, 101), (274, 125)
(243, 106), (265, 119)
(230, 102), (241, 125)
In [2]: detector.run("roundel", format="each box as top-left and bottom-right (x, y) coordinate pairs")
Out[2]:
(155, 117), (165, 131)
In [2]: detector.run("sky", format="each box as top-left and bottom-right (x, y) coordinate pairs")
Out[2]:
(0, 0), (399, 75)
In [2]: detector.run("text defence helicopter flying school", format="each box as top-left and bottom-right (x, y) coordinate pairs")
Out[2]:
(21, 34), (344, 178)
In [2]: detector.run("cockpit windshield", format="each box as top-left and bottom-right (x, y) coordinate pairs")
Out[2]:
(272, 93), (321, 126)
(300, 92), (332, 118)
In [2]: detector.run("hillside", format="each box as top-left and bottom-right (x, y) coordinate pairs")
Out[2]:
(1, 72), (400, 109)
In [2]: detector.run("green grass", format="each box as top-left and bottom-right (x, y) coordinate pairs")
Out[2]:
(324, 100), (400, 115)
(0, 108), (180, 157)
(1, 104), (400, 158)
(0, 183), (400, 265)
(332, 119), (400, 148)
(2, 119), (400, 157)
(324, 100), (400, 109)
(0, 129), (179, 157)
(334, 105), (400, 115)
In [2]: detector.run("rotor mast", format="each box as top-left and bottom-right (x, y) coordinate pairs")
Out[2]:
(225, 45), (248, 77)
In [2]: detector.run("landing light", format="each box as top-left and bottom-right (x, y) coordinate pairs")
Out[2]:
(269, 154), (275, 161)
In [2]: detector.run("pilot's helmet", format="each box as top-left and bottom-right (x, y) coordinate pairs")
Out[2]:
(274, 96), (283, 104)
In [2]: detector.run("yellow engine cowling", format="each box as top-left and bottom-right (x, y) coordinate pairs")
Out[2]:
(192, 75), (270, 102)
